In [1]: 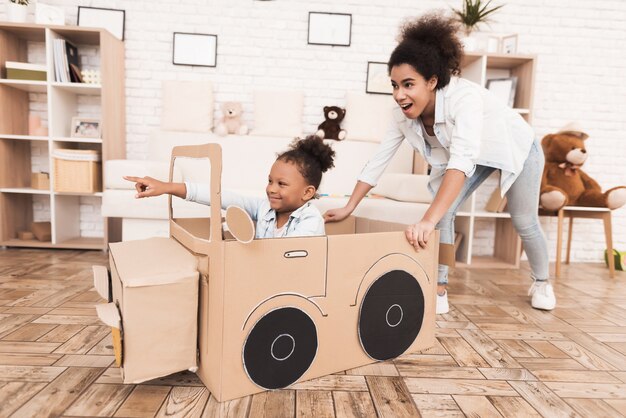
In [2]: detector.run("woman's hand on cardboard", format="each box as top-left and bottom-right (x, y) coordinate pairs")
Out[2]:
(323, 206), (352, 223)
(405, 219), (435, 251)
(124, 176), (169, 198)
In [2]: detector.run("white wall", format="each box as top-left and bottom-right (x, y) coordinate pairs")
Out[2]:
(3, 0), (626, 262)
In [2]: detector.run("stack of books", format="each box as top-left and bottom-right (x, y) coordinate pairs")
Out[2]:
(5, 62), (47, 81)
(53, 38), (83, 83)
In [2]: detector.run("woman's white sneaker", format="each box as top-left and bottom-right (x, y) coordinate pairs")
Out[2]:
(436, 291), (449, 314)
(528, 281), (556, 310)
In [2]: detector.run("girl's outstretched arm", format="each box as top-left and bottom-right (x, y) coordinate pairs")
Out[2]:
(124, 176), (187, 199)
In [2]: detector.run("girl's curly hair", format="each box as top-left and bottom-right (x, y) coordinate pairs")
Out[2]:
(388, 12), (464, 89)
(277, 135), (335, 192)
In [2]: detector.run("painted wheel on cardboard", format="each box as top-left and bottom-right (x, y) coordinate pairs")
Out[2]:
(358, 270), (425, 360)
(243, 307), (318, 389)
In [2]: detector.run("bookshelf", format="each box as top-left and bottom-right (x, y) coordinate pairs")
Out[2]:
(0, 22), (125, 250)
(455, 52), (536, 268)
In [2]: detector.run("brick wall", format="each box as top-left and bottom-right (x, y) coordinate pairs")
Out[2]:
(3, 0), (625, 262)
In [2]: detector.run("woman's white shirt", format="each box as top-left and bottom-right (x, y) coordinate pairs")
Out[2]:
(357, 77), (535, 196)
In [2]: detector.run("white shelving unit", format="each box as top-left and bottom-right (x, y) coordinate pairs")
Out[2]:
(456, 52), (536, 268)
(0, 22), (125, 250)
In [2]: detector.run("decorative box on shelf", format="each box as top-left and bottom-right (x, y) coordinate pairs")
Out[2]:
(53, 149), (102, 193)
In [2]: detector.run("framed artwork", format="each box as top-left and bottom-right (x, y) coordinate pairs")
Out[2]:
(501, 34), (518, 54)
(71, 117), (101, 138)
(36, 3), (65, 25)
(77, 6), (125, 41)
(173, 32), (218, 67)
(366, 61), (392, 95)
(307, 12), (352, 47)
(486, 77), (517, 108)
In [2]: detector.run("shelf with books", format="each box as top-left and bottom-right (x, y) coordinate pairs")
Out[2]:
(50, 82), (101, 95)
(1, 23), (125, 250)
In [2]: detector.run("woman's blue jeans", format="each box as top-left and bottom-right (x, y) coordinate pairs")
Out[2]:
(435, 139), (549, 285)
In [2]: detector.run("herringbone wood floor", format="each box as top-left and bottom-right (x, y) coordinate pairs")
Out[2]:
(1, 248), (626, 417)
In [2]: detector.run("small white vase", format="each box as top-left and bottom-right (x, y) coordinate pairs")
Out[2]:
(461, 36), (478, 52)
(7, 2), (29, 23)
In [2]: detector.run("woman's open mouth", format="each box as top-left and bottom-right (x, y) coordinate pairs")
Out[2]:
(400, 103), (413, 113)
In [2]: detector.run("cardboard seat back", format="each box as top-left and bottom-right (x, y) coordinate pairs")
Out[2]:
(98, 237), (199, 383)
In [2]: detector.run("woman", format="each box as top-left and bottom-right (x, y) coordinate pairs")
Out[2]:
(324, 13), (555, 314)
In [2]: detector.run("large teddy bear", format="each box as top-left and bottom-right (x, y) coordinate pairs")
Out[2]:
(315, 106), (346, 141)
(215, 102), (248, 136)
(539, 124), (626, 211)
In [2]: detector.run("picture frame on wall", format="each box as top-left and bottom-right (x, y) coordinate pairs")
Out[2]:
(71, 117), (101, 139)
(77, 6), (125, 41)
(307, 12), (352, 47)
(173, 33), (218, 67)
(366, 61), (392, 95)
(486, 77), (517, 108)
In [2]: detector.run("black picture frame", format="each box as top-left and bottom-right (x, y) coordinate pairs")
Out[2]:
(365, 61), (392, 95)
(307, 12), (352, 47)
(172, 32), (218, 67)
(77, 6), (125, 41)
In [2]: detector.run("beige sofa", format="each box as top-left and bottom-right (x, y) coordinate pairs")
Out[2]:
(102, 87), (433, 241)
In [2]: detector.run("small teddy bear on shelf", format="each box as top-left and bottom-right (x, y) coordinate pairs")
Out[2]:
(315, 106), (346, 141)
(215, 102), (248, 136)
(539, 122), (626, 211)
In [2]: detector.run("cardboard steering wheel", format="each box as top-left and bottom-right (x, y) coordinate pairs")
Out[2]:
(225, 206), (255, 244)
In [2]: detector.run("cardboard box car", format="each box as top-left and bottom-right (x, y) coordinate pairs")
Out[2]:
(95, 143), (450, 401)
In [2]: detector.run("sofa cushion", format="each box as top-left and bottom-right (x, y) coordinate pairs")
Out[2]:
(161, 81), (214, 132)
(148, 130), (215, 162)
(319, 140), (413, 195)
(343, 92), (395, 143)
(252, 90), (303, 137)
(312, 196), (429, 225)
(371, 173), (433, 203)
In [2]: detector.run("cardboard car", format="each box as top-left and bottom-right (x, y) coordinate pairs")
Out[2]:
(94, 143), (450, 401)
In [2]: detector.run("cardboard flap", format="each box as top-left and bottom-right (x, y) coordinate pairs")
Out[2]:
(96, 303), (121, 329)
(92, 265), (110, 300)
(438, 243), (455, 268)
(225, 206), (255, 243)
(109, 237), (199, 287)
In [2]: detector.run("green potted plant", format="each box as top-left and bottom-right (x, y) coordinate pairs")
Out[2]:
(7, 0), (30, 23)
(452, 0), (503, 50)
(453, 0), (504, 35)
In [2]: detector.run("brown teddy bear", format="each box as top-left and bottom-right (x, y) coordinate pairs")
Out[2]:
(215, 102), (248, 136)
(315, 106), (346, 141)
(539, 123), (626, 211)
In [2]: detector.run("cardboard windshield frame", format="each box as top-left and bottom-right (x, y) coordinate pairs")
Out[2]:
(97, 142), (449, 402)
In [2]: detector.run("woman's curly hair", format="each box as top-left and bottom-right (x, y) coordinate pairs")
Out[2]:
(388, 12), (464, 89)
(277, 135), (335, 193)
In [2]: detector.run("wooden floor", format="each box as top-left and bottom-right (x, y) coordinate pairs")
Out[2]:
(1, 249), (626, 417)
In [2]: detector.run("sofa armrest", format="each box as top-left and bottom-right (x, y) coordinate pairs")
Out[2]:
(371, 173), (433, 203)
(105, 160), (173, 190)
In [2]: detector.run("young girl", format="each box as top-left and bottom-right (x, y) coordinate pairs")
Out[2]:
(126, 136), (335, 238)
(325, 13), (555, 314)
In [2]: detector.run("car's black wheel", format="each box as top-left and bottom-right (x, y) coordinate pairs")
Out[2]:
(243, 307), (317, 389)
(358, 270), (425, 360)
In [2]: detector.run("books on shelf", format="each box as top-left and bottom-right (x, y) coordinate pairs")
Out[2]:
(53, 38), (82, 83)
(485, 188), (508, 213)
(5, 61), (47, 81)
